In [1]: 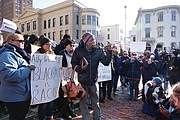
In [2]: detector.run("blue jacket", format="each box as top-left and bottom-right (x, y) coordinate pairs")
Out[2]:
(0, 45), (31, 102)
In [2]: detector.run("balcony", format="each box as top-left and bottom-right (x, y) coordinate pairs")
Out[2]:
(142, 37), (155, 42)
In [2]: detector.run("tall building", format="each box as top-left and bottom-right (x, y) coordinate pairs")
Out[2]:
(14, 0), (100, 43)
(0, 0), (33, 23)
(134, 5), (180, 52)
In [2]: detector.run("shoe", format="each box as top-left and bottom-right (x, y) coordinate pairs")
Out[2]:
(108, 97), (113, 101)
(120, 89), (124, 94)
(113, 92), (118, 95)
(127, 90), (130, 95)
(99, 99), (105, 103)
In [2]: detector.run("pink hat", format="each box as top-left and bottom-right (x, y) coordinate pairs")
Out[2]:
(82, 32), (94, 44)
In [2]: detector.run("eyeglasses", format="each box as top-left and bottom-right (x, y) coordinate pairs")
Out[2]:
(12, 40), (24, 43)
(124, 54), (128, 55)
(69, 44), (74, 47)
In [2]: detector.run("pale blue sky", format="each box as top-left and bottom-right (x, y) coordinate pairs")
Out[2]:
(33, 0), (180, 35)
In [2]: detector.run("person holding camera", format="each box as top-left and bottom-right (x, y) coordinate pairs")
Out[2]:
(125, 52), (143, 101)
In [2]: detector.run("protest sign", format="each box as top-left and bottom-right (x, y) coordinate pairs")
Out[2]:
(130, 42), (146, 53)
(30, 54), (62, 105)
(0, 18), (17, 33)
(98, 63), (111, 82)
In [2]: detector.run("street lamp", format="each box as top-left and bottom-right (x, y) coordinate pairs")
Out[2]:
(124, 6), (127, 49)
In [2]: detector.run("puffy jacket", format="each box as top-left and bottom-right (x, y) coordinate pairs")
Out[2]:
(71, 43), (112, 86)
(0, 44), (31, 102)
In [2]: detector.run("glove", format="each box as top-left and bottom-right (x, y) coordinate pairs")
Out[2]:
(28, 64), (36, 70)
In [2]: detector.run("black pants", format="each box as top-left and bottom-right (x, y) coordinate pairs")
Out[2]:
(102, 80), (113, 99)
(4, 99), (30, 120)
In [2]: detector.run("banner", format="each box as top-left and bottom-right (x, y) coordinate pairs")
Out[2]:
(30, 54), (62, 105)
(98, 63), (111, 82)
(0, 18), (17, 33)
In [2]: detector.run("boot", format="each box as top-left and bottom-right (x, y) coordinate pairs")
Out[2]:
(120, 86), (124, 94)
(134, 89), (138, 101)
(129, 89), (133, 100)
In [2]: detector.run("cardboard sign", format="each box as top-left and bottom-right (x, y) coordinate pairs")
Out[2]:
(30, 54), (62, 105)
(98, 63), (112, 82)
(0, 18), (17, 33)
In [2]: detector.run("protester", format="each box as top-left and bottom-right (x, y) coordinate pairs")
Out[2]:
(55, 38), (75, 119)
(35, 37), (54, 120)
(126, 52), (143, 101)
(0, 33), (35, 120)
(71, 32), (112, 120)
(54, 34), (71, 54)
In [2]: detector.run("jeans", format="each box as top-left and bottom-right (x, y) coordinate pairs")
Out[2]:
(112, 74), (120, 93)
(102, 80), (113, 98)
(4, 99), (30, 120)
(38, 101), (53, 120)
(80, 82), (101, 120)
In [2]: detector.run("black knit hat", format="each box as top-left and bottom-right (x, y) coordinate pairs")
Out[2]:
(29, 34), (39, 44)
(39, 37), (51, 47)
(64, 38), (75, 47)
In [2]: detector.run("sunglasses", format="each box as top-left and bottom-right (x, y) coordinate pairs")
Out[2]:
(12, 40), (25, 43)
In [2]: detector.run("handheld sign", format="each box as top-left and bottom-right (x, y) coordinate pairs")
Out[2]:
(0, 18), (17, 33)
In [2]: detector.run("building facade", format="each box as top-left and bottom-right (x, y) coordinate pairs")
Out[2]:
(100, 24), (124, 49)
(0, 0), (33, 23)
(134, 5), (180, 52)
(14, 0), (100, 43)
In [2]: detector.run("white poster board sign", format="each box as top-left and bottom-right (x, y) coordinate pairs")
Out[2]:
(30, 54), (62, 105)
(130, 42), (146, 53)
(0, 18), (17, 33)
(98, 63), (111, 82)
(31, 45), (40, 54)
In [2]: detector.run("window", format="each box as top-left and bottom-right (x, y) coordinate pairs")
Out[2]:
(33, 21), (36, 30)
(48, 32), (51, 39)
(158, 12), (163, 22)
(107, 34), (110, 40)
(60, 16), (63, 26)
(53, 18), (56, 27)
(65, 15), (69, 25)
(171, 11), (176, 21)
(53, 32), (56, 40)
(171, 26), (176, 37)
(60, 30), (63, 40)
(76, 15), (79, 25)
(97, 17), (99, 26)
(133, 37), (136, 42)
(145, 28), (150, 37)
(171, 43), (176, 49)
(21, 24), (24, 32)
(157, 26), (163, 37)
(82, 15), (86, 25)
(65, 29), (68, 34)
(27, 22), (30, 31)
(145, 14), (150, 23)
(87, 15), (91, 25)
(92, 16), (96, 25)
(76, 30), (79, 39)
(44, 33), (46, 36)
(82, 30), (86, 35)
(92, 30), (96, 36)
(48, 19), (51, 28)
(44, 20), (46, 29)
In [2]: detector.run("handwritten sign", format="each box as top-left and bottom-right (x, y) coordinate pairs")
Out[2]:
(30, 54), (62, 105)
(0, 18), (17, 33)
(98, 63), (112, 82)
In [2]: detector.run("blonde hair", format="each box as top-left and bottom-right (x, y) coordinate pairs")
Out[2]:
(173, 82), (180, 100)
(6, 33), (23, 43)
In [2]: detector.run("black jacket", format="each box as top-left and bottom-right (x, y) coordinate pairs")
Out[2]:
(71, 42), (112, 86)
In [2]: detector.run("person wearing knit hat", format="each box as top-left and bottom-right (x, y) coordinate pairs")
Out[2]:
(29, 34), (39, 45)
(35, 37), (54, 54)
(71, 32), (112, 120)
(82, 32), (94, 44)
(152, 77), (162, 85)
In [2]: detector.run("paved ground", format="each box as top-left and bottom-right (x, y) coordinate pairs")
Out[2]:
(1, 79), (155, 120)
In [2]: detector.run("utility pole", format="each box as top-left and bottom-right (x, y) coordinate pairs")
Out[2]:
(124, 6), (127, 50)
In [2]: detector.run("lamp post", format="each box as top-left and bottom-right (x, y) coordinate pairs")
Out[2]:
(124, 6), (127, 50)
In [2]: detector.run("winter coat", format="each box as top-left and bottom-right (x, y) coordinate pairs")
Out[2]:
(71, 42), (112, 86)
(0, 44), (31, 102)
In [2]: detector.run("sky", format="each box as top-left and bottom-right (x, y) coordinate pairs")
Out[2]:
(33, 0), (180, 35)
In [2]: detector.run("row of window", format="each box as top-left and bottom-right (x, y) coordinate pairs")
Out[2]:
(145, 26), (176, 38)
(82, 15), (99, 26)
(21, 21), (36, 32)
(145, 10), (177, 23)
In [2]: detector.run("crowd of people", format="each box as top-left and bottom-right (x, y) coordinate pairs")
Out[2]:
(0, 29), (180, 120)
